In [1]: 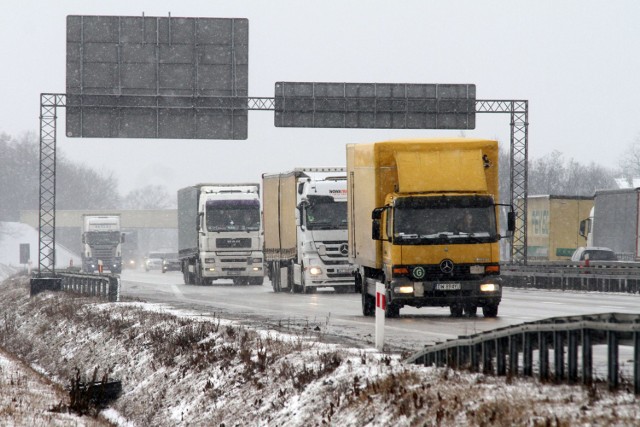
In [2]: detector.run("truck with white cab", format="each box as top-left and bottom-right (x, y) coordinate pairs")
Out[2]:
(262, 168), (354, 293)
(81, 214), (124, 273)
(347, 138), (514, 318)
(178, 184), (264, 285)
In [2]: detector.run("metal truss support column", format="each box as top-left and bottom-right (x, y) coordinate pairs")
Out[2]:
(37, 94), (66, 276)
(475, 100), (529, 264)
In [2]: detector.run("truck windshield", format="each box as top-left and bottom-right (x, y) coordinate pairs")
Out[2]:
(206, 200), (261, 232)
(85, 231), (121, 245)
(306, 196), (347, 230)
(393, 195), (498, 245)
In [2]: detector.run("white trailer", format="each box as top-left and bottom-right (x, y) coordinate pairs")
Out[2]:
(262, 168), (354, 293)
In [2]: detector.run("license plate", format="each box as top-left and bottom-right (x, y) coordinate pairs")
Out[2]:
(227, 271), (241, 276)
(435, 283), (461, 291)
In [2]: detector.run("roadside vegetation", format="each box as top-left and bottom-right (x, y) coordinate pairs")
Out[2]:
(0, 274), (638, 426)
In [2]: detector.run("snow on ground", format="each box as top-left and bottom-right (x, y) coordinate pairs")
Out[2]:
(0, 274), (639, 426)
(0, 222), (81, 281)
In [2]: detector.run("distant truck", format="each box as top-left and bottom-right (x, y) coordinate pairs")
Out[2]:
(347, 138), (514, 318)
(262, 168), (354, 293)
(582, 188), (640, 261)
(178, 184), (263, 285)
(81, 214), (124, 273)
(521, 195), (593, 261)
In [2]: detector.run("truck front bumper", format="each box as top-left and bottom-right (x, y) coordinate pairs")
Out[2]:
(201, 257), (263, 279)
(385, 276), (502, 308)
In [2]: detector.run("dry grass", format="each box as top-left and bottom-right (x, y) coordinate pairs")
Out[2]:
(0, 274), (639, 426)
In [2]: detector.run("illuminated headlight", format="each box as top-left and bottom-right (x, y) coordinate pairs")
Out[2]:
(129, 260), (136, 265)
(480, 283), (499, 292)
(204, 258), (216, 263)
(252, 266), (262, 271)
(208, 267), (216, 272)
(251, 258), (262, 264)
(395, 285), (414, 294)
(308, 266), (322, 275)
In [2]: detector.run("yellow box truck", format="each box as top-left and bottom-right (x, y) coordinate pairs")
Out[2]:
(523, 195), (593, 261)
(347, 138), (513, 318)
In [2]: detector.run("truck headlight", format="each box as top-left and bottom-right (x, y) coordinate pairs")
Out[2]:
(308, 266), (322, 275)
(395, 285), (414, 294)
(480, 283), (499, 292)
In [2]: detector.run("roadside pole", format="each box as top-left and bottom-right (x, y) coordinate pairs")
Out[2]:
(375, 282), (386, 351)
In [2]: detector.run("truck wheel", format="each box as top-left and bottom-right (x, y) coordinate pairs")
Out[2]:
(385, 302), (400, 318)
(464, 305), (478, 317)
(482, 304), (499, 318)
(194, 261), (203, 286)
(361, 287), (375, 317)
(271, 262), (281, 292)
(450, 304), (464, 317)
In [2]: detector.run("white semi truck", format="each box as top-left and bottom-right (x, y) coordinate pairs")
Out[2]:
(178, 184), (264, 285)
(81, 214), (124, 273)
(262, 168), (354, 293)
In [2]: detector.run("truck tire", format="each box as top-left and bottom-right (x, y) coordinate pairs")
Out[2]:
(450, 304), (464, 317)
(271, 262), (281, 292)
(249, 277), (264, 286)
(482, 304), (499, 318)
(194, 260), (203, 286)
(385, 302), (400, 318)
(361, 288), (375, 316)
(464, 305), (478, 317)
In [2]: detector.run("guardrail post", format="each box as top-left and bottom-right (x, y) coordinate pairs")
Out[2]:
(607, 331), (619, 390)
(470, 343), (479, 372)
(539, 331), (549, 381)
(568, 330), (578, 383)
(582, 329), (592, 386)
(509, 334), (519, 375)
(634, 331), (640, 395)
(523, 332), (533, 376)
(496, 338), (506, 376)
(482, 341), (493, 374)
(553, 330), (564, 382)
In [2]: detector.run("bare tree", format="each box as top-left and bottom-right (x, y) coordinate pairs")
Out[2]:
(618, 133), (640, 185)
(121, 185), (175, 210)
(528, 151), (617, 196)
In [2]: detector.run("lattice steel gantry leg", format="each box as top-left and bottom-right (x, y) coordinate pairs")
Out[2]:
(475, 100), (529, 264)
(37, 94), (66, 276)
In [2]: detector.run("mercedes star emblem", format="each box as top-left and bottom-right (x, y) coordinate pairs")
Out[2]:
(440, 259), (454, 274)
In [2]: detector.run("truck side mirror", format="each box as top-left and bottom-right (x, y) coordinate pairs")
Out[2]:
(507, 211), (515, 232)
(371, 207), (385, 240)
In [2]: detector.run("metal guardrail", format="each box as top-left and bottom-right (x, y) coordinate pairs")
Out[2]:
(502, 262), (640, 293)
(30, 272), (120, 302)
(405, 313), (640, 394)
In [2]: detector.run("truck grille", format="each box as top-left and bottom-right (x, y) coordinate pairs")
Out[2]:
(320, 241), (349, 259)
(217, 238), (251, 248)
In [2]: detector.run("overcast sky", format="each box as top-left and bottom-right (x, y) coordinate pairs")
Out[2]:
(2, 0), (639, 195)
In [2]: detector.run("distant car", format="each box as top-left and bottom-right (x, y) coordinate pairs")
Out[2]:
(144, 252), (165, 271)
(162, 254), (181, 273)
(571, 246), (618, 262)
